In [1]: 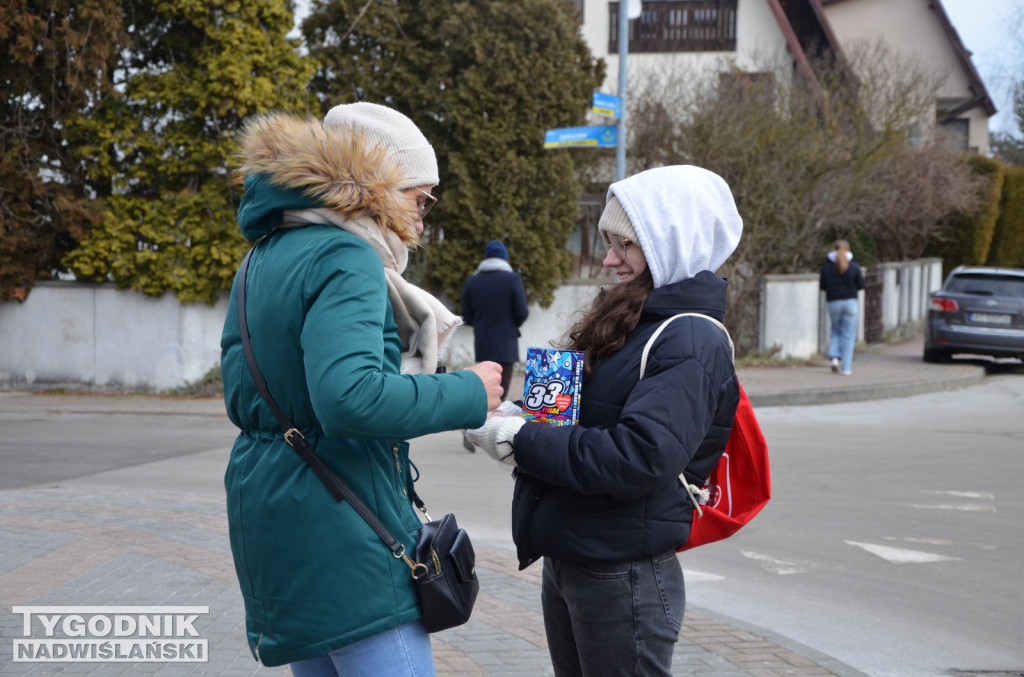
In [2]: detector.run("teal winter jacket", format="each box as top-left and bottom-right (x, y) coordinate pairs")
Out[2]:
(220, 114), (488, 666)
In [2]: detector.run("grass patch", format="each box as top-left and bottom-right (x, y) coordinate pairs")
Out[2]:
(736, 346), (822, 368)
(163, 365), (223, 399)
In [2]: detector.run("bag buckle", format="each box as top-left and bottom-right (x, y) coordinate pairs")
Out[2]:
(283, 428), (305, 447)
(394, 544), (428, 578)
(409, 562), (430, 580)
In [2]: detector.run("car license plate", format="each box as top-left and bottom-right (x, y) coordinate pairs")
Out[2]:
(970, 312), (1012, 325)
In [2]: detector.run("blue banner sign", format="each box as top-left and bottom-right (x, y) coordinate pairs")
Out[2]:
(591, 92), (622, 118)
(543, 125), (618, 149)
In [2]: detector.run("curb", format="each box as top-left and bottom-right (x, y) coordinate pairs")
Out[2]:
(746, 365), (986, 407)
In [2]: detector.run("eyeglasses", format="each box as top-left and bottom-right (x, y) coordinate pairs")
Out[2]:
(415, 189), (437, 220)
(603, 233), (634, 258)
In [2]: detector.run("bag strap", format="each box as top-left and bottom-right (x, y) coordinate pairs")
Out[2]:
(639, 313), (735, 380)
(638, 313), (736, 517)
(236, 246), (425, 576)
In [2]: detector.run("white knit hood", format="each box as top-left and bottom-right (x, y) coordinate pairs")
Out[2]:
(606, 165), (743, 288)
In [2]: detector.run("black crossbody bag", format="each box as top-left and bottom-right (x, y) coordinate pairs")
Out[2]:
(235, 246), (479, 633)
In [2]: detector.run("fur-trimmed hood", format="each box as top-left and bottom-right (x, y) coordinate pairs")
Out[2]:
(234, 113), (420, 244)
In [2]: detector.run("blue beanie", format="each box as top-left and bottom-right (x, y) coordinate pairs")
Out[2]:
(484, 240), (508, 261)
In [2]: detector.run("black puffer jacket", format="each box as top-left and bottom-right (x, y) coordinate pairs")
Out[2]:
(820, 258), (865, 301)
(511, 271), (739, 568)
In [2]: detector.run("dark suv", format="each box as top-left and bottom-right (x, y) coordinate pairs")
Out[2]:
(924, 266), (1024, 362)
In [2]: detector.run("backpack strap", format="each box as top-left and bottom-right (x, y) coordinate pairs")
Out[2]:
(639, 313), (735, 517)
(639, 313), (735, 380)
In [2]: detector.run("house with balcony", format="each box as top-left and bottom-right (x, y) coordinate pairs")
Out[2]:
(572, 0), (995, 154)
(554, 0), (997, 357)
(567, 0), (855, 277)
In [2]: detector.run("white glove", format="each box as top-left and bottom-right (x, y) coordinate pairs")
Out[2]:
(465, 409), (525, 466)
(492, 400), (524, 418)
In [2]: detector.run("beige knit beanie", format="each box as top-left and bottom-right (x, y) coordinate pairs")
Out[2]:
(324, 102), (439, 190)
(597, 195), (639, 244)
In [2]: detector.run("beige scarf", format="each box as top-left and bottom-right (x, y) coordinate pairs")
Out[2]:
(280, 208), (462, 375)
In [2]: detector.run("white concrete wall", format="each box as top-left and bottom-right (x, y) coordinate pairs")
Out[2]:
(1, 260), (941, 389)
(759, 273), (820, 358)
(758, 258), (941, 360)
(878, 262), (902, 332)
(0, 282), (227, 390)
(0, 281), (605, 391)
(877, 258), (943, 332)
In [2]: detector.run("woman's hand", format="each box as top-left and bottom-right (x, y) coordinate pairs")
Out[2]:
(465, 403), (525, 465)
(466, 361), (504, 411)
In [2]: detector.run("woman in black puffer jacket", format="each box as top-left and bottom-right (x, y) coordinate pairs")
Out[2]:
(468, 165), (743, 677)
(820, 239), (865, 375)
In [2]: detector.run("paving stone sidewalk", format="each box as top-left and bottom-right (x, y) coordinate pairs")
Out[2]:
(0, 483), (863, 676)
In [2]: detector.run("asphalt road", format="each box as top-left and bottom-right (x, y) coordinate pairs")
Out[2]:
(0, 408), (237, 491)
(679, 371), (1024, 677)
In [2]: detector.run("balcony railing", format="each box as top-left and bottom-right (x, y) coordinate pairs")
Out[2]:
(609, 1), (737, 53)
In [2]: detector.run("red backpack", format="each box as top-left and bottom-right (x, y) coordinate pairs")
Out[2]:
(640, 314), (771, 551)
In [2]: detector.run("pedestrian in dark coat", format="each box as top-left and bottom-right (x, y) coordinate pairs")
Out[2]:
(461, 240), (529, 399)
(820, 239), (865, 375)
(466, 165), (743, 677)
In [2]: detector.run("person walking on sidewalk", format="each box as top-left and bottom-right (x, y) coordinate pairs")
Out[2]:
(220, 102), (503, 676)
(461, 240), (530, 400)
(820, 239), (865, 375)
(466, 165), (743, 677)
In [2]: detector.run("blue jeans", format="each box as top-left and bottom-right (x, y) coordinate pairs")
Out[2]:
(541, 551), (685, 677)
(827, 298), (859, 372)
(288, 622), (435, 677)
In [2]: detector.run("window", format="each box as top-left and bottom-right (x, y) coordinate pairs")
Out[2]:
(609, 1), (737, 53)
(939, 118), (969, 152)
(567, 194), (607, 279)
(946, 273), (1024, 298)
(570, 0), (584, 21)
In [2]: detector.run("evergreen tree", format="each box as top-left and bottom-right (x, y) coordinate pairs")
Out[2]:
(303, 0), (604, 306)
(0, 0), (124, 301)
(65, 0), (316, 304)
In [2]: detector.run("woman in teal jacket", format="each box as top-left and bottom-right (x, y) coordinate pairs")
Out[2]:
(220, 103), (502, 674)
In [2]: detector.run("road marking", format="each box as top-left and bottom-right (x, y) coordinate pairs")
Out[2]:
(910, 503), (997, 513)
(739, 551), (806, 575)
(901, 537), (955, 546)
(921, 490), (994, 499)
(845, 541), (960, 564)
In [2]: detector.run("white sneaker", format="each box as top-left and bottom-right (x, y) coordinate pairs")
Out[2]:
(841, 370), (852, 376)
(830, 357), (839, 373)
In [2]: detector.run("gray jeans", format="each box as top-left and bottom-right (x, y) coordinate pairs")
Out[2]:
(541, 550), (685, 677)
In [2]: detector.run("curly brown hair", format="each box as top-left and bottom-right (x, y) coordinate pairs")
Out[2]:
(565, 268), (654, 378)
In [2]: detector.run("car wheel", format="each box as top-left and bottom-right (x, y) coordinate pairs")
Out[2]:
(923, 348), (949, 363)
